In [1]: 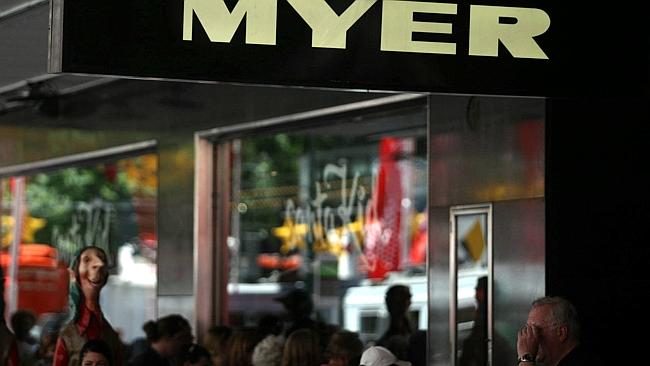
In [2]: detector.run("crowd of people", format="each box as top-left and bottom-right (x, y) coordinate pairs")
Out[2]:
(0, 247), (417, 366)
(1, 287), (415, 366)
(2, 246), (595, 366)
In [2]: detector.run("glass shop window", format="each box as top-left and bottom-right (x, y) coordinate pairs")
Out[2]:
(451, 205), (491, 366)
(0, 153), (157, 344)
(225, 105), (428, 344)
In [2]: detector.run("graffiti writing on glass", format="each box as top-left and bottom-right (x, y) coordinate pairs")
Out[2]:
(281, 163), (384, 257)
(52, 201), (112, 263)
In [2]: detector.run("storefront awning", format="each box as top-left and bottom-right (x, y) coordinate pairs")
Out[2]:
(0, 1), (111, 113)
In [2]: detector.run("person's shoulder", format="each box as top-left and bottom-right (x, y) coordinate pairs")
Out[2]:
(559, 344), (603, 366)
(130, 347), (160, 363)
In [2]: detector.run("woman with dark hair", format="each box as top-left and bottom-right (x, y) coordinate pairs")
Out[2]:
(281, 328), (322, 366)
(225, 328), (262, 366)
(204, 326), (231, 366)
(79, 339), (113, 366)
(323, 331), (363, 366)
(129, 314), (193, 366)
(53, 246), (122, 366)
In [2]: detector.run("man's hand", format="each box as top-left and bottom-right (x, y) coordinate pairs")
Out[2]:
(517, 324), (540, 358)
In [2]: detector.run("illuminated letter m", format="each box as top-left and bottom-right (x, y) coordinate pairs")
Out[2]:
(183, 0), (277, 45)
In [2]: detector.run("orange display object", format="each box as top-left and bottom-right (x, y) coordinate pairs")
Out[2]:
(256, 253), (302, 270)
(1, 244), (69, 316)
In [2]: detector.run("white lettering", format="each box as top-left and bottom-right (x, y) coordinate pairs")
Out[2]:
(181, 1), (550, 59)
(183, 0), (277, 45)
(381, 0), (457, 54)
(469, 5), (550, 59)
(287, 0), (377, 49)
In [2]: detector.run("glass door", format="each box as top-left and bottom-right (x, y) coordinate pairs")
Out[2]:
(450, 204), (492, 366)
(214, 101), (430, 355)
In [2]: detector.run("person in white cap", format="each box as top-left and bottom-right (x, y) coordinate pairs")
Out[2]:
(359, 346), (411, 366)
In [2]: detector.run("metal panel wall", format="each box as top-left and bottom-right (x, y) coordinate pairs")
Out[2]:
(492, 199), (545, 366)
(427, 95), (545, 365)
(0, 1), (49, 90)
(427, 206), (452, 365)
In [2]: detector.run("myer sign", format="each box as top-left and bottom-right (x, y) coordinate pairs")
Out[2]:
(183, 0), (550, 59)
(50, 0), (567, 95)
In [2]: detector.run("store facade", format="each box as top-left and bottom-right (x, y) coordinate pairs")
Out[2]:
(194, 92), (545, 365)
(1, 1), (648, 365)
(1, 84), (545, 366)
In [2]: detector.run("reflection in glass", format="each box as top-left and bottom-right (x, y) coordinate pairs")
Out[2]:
(225, 107), (428, 342)
(458, 275), (488, 366)
(453, 209), (490, 366)
(0, 153), (157, 343)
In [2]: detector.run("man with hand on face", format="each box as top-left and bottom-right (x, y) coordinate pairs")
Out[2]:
(517, 296), (600, 366)
(53, 246), (123, 366)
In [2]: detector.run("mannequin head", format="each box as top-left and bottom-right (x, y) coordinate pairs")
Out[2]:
(69, 246), (109, 317)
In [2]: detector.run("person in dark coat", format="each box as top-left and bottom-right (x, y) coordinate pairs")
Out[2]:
(128, 314), (193, 366)
(376, 285), (413, 360)
(517, 296), (601, 366)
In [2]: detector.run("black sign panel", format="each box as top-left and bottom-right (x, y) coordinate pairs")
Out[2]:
(50, 0), (648, 96)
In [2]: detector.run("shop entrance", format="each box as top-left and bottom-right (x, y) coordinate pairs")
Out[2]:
(195, 93), (545, 364)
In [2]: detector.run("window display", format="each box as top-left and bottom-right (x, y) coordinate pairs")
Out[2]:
(226, 106), (428, 339)
(0, 153), (158, 344)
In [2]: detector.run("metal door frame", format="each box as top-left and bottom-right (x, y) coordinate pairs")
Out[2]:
(449, 203), (493, 366)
